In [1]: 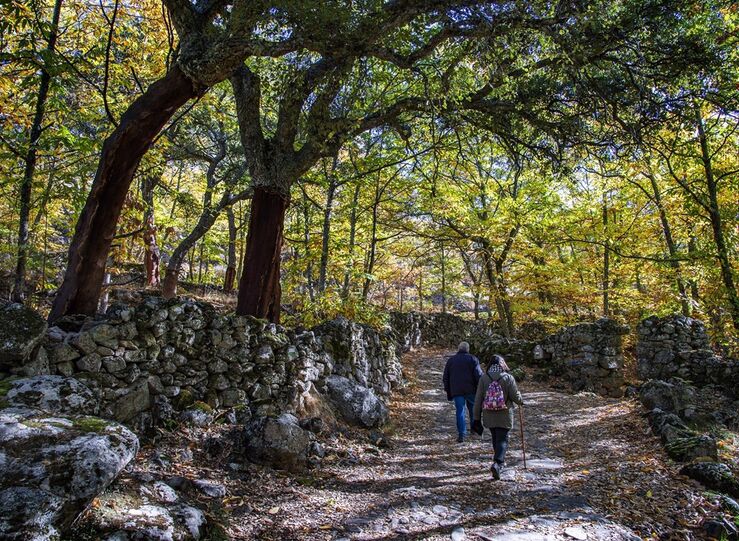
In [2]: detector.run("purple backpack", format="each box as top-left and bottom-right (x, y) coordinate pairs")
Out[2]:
(482, 377), (507, 411)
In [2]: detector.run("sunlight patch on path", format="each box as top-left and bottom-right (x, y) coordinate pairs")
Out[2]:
(313, 350), (644, 541)
(260, 348), (712, 540)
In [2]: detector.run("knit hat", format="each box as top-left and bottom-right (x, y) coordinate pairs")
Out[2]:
(487, 363), (503, 376)
(487, 354), (505, 376)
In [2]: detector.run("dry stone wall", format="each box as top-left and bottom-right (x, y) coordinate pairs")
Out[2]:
(34, 297), (407, 429)
(539, 318), (630, 397)
(4, 298), (636, 427)
(1, 299), (473, 432)
(472, 318), (629, 397)
(390, 311), (492, 352)
(636, 314), (739, 396)
(636, 314), (739, 499)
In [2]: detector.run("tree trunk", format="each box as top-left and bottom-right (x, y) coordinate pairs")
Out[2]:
(602, 197), (610, 317)
(235, 187), (289, 322)
(485, 227), (517, 334)
(440, 242), (447, 313)
(236, 202), (248, 282)
(494, 258), (514, 334)
(99, 269), (111, 314)
(197, 238), (205, 284)
(317, 177), (337, 294)
(302, 198), (315, 301)
(162, 209), (219, 298)
(50, 65), (201, 321)
(224, 207), (237, 293)
(482, 251), (512, 337)
(687, 233), (701, 304)
(141, 175), (160, 287)
(695, 104), (739, 330)
(362, 184), (380, 301)
(646, 173), (690, 316)
(341, 182), (361, 300)
(13, 0), (63, 303)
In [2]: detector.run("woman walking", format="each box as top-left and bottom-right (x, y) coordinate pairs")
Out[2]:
(473, 354), (524, 480)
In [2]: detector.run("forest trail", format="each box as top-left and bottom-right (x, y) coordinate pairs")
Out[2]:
(233, 349), (713, 540)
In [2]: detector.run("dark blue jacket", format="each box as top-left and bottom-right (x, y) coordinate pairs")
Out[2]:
(443, 352), (482, 399)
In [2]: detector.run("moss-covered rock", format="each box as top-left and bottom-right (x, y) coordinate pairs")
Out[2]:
(664, 434), (718, 462)
(174, 388), (196, 410)
(681, 462), (739, 498)
(3, 375), (98, 415)
(0, 408), (138, 540)
(0, 303), (47, 367)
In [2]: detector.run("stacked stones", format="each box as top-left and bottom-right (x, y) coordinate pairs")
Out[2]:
(390, 311), (493, 352)
(465, 318), (628, 397)
(36, 297), (404, 428)
(472, 335), (538, 366)
(0, 302), (49, 378)
(314, 317), (403, 396)
(637, 315), (739, 396)
(540, 318), (629, 397)
(389, 312), (424, 352)
(636, 314), (739, 504)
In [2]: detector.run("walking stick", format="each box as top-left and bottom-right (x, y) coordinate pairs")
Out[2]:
(518, 406), (527, 470)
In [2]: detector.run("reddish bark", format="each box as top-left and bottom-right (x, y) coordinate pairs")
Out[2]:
(224, 267), (236, 293)
(235, 187), (288, 322)
(49, 65), (201, 321)
(143, 220), (161, 287)
(162, 267), (178, 299)
(141, 175), (160, 288)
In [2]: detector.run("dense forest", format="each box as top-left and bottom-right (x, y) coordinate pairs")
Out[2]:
(1, 0), (737, 342)
(4, 2), (739, 540)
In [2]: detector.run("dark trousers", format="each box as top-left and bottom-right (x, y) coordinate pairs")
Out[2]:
(490, 427), (510, 464)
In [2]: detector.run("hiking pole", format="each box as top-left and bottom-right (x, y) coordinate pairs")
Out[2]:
(518, 406), (527, 470)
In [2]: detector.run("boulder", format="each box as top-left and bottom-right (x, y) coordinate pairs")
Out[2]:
(0, 303), (47, 369)
(2, 375), (98, 415)
(639, 378), (696, 418)
(0, 408), (138, 540)
(325, 375), (389, 427)
(664, 434), (718, 462)
(110, 379), (150, 422)
(646, 408), (717, 462)
(192, 479), (226, 498)
(681, 462), (739, 498)
(242, 413), (312, 472)
(79, 490), (206, 541)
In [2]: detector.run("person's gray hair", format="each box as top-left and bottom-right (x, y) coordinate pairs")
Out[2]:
(458, 341), (470, 353)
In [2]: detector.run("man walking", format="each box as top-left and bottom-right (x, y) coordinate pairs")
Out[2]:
(443, 341), (482, 442)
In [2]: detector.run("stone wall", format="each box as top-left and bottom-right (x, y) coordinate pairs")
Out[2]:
(2, 300), (477, 431)
(390, 311), (492, 352)
(29, 297), (405, 428)
(636, 314), (739, 499)
(636, 315), (739, 396)
(471, 318), (629, 397)
(539, 318), (629, 397)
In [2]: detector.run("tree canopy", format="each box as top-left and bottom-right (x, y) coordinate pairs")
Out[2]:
(0, 0), (737, 342)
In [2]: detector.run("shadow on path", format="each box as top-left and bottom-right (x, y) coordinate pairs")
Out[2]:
(246, 349), (713, 540)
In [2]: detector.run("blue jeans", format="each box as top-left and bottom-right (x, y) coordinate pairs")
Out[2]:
(453, 394), (475, 437)
(491, 427), (510, 464)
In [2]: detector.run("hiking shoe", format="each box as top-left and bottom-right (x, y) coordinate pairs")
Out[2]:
(457, 435), (464, 443)
(491, 462), (501, 480)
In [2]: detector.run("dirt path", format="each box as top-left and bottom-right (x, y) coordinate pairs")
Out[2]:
(228, 348), (716, 540)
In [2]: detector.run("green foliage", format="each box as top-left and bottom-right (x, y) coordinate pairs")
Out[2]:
(0, 0), (737, 343)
